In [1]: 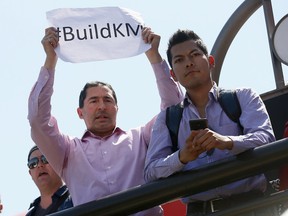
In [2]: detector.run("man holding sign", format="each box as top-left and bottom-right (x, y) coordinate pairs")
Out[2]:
(28, 24), (183, 216)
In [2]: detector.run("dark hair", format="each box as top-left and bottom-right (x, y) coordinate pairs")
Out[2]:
(28, 145), (39, 162)
(166, 29), (208, 68)
(79, 81), (118, 108)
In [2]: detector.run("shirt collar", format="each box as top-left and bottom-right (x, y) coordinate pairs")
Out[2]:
(53, 185), (68, 198)
(183, 82), (219, 107)
(81, 126), (125, 140)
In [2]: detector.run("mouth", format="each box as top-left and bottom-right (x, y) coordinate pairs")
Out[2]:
(96, 115), (107, 120)
(38, 172), (48, 177)
(95, 112), (108, 119)
(185, 70), (197, 77)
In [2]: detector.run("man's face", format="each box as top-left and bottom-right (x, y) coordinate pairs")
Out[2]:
(170, 40), (212, 90)
(28, 150), (61, 190)
(77, 86), (118, 137)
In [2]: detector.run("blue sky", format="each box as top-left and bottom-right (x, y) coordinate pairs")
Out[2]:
(0, 0), (287, 215)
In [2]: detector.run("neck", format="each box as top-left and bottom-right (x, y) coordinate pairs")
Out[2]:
(187, 84), (212, 118)
(39, 181), (63, 209)
(90, 126), (116, 138)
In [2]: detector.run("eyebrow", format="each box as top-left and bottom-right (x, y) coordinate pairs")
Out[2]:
(87, 96), (99, 101)
(28, 155), (43, 161)
(87, 95), (113, 101)
(173, 48), (199, 59)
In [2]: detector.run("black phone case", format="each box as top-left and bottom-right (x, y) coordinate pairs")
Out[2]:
(189, 119), (208, 130)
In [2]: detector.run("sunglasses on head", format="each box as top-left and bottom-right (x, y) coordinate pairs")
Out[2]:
(27, 155), (49, 169)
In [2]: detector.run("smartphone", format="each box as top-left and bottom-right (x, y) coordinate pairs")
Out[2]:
(189, 118), (208, 130)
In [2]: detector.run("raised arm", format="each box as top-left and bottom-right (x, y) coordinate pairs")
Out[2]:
(142, 27), (184, 110)
(42, 27), (59, 70)
(143, 27), (162, 64)
(28, 27), (67, 175)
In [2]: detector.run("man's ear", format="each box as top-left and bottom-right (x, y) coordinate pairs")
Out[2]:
(208, 55), (215, 67)
(77, 108), (83, 119)
(170, 69), (178, 82)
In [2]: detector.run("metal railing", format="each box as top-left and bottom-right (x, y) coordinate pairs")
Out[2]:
(51, 138), (288, 216)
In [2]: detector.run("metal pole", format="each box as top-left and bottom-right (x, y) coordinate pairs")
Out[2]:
(262, 0), (285, 89)
(211, 0), (263, 84)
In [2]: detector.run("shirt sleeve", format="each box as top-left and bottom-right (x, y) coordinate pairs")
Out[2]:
(228, 88), (276, 154)
(141, 60), (185, 146)
(144, 110), (185, 182)
(151, 60), (184, 110)
(27, 66), (68, 175)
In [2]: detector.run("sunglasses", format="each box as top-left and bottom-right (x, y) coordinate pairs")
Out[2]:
(27, 155), (49, 169)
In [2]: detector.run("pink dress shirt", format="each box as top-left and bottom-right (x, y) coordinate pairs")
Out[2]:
(28, 60), (183, 216)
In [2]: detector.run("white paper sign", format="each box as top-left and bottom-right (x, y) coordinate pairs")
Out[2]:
(46, 7), (151, 63)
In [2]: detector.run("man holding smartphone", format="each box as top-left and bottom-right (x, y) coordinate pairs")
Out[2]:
(144, 29), (276, 216)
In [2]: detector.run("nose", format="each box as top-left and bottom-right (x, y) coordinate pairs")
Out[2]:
(38, 160), (45, 167)
(34, 162), (44, 169)
(186, 56), (194, 68)
(97, 100), (106, 110)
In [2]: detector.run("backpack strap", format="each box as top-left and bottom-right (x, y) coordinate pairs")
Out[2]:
(166, 101), (184, 152)
(218, 88), (243, 131)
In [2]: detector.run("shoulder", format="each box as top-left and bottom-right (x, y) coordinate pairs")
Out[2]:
(57, 185), (74, 210)
(234, 88), (265, 112)
(235, 87), (258, 96)
(234, 87), (261, 102)
(55, 185), (69, 196)
(60, 195), (73, 209)
(215, 84), (257, 100)
(26, 197), (41, 215)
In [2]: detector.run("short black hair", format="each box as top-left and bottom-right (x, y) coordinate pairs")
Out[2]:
(27, 145), (39, 162)
(78, 81), (118, 108)
(166, 29), (208, 68)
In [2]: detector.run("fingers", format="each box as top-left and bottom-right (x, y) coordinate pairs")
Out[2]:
(200, 135), (215, 151)
(195, 130), (230, 151)
(187, 129), (213, 153)
(143, 26), (162, 63)
(42, 27), (59, 48)
(183, 129), (231, 163)
(179, 130), (214, 164)
(142, 27), (160, 44)
(142, 27), (152, 43)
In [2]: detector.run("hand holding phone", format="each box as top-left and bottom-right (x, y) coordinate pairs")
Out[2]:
(189, 118), (214, 156)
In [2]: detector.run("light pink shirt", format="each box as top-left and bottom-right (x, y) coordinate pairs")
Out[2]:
(28, 60), (183, 215)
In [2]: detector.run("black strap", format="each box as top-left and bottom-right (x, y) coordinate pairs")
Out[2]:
(166, 101), (184, 152)
(218, 88), (243, 132)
